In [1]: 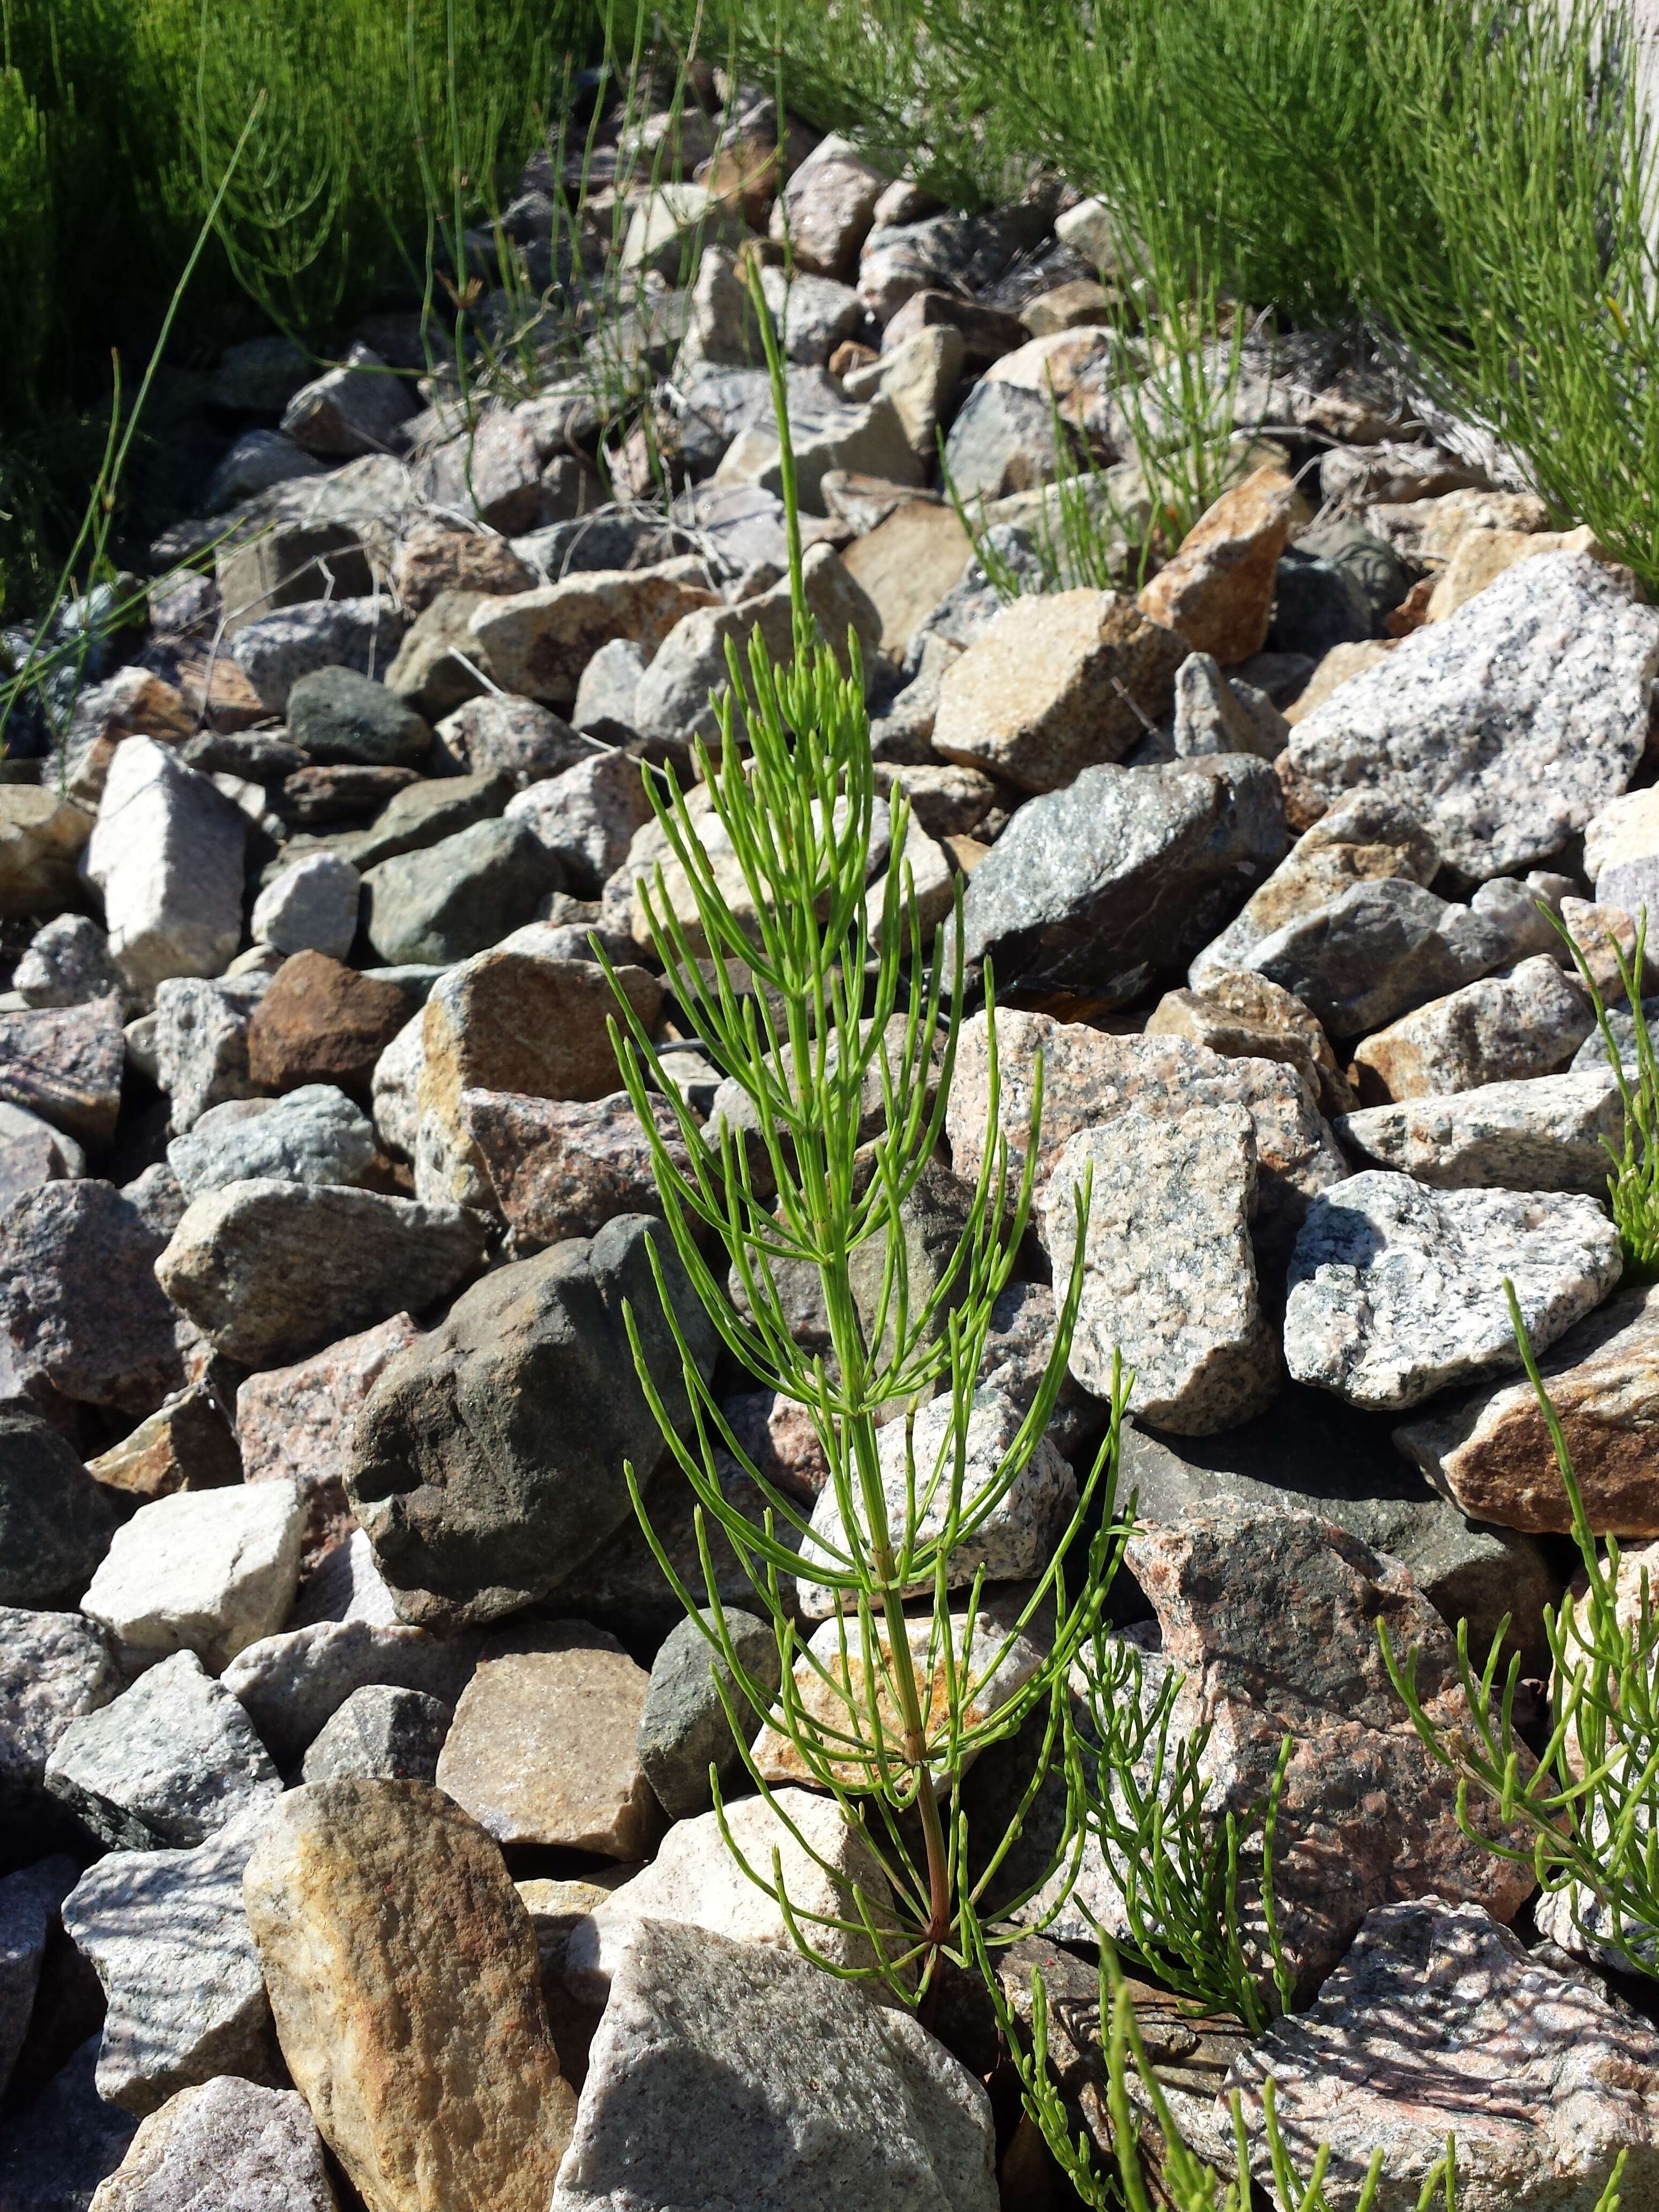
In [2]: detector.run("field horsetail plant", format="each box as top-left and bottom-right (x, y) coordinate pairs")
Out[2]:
(597, 259), (1128, 2004)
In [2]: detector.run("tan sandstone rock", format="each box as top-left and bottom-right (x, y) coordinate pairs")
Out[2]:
(1137, 467), (1302, 664)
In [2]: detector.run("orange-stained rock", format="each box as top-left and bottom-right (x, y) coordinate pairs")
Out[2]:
(1138, 466), (1301, 664)
(245, 953), (413, 1098)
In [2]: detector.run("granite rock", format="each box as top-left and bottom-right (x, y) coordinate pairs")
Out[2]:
(634, 1608), (780, 1821)
(166, 1087), (378, 1199)
(44, 1650), (281, 1850)
(1137, 467), (1301, 664)
(0, 1606), (118, 1837)
(86, 742), (245, 995)
(280, 344), (414, 457)
(86, 1382), (243, 1505)
(504, 750), (656, 897)
(1337, 1070), (1624, 1194)
(243, 1779), (577, 2212)
(0, 997), (125, 1147)
(1352, 956), (1597, 1102)
(245, 952), (414, 1097)
(0, 788), (96, 918)
(221, 1615), (483, 1763)
(300, 1682), (451, 1785)
(230, 601), (408, 715)
(1287, 552), (1659, 882)
(87, 2076), (340, 2212)
(0, 1100), (85, 1209)
(468, 569), (719, 707)
(461, 1088), (686, 1247)
(0, 1413), (114, 1606)
(81, 1481), (303, 1673)
(250, 854), (362, 962)
(150, 976), (270, 1134)
(155, 1180), (485, 1367)
(16, 914), (130, 1013)
(1284, 1174), (1623, 1411)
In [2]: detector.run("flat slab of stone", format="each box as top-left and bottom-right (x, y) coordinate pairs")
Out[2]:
(435, 1629), (654, 1858)
(551, 1918), (997, 2212)
(1288, 550), (1659, 881)
(1227, 1899), (1659, 2206)
(1395, 1281), (1659, 1534)
(1285, 1174), (1621, 1412)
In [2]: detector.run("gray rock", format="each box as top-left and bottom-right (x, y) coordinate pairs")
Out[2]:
(347, 1214), (719, 1628)
(0, 998), (124, 1149)
(440, 694), (589, 786)
(797, 1386), (1078, 1616)
(550, 1919), (997, 2212)
(229, 600), (408, 716)
(207, 334), (311, 415)
(151, 975), (271, 1133)
(61, 1806), (283, 2116)
(166, 1087), (378, 1200)
(361, 816), (563, 965)
(85, 742), (245, 995)
(1042, 1106), (1277, 1434)
(1352, 955), (1597, 1100)
(1118, 1406), (1558, 1677)
(43, 1651), (281, 1851)
(370, 1012), (423, 1158)
(630, 543), (881, 744)
(286, 666), (434, 771)
(0, 1608), (118, 1839)
(1171, 651), (1288, 760)
(774, 133), (888, 281)
(86, 2075), (341, 2212)
(81, 1482), (303, 1675)
(204, 427), (325, 511)
(415, 410), (550, 534)
(505, 750), (655, 898)
(300, 1682), (452, 1784)
(1287, 552), (1659, 883)
(0, 2035), (138, 2210)
(733, 392), (922, 515)
(903, 525), (1049, 676)
(1337, 1070), (1624, 1193)
(1227, 1899), (1659, 2204)
(1572, 996), (1659, 1080)
(118, 1164), (187, 1244)
(940, 379), (1060, 503)
(0, 1180), (191, 1420)
(0, 1855), (79, 2095)
(634, 1609), (780, 1822)
(347, 767), (513, 871)
(155, 1180), (487, 1367)
(250, 854), (361, 961)
(570, 640), (646, 740)
(958, 754), (1289, 1003)
(221, 1617), (483, 1762)
(15, 916), (129, 1012)
(1284, 1173), (1623, 1411)
(280, 343), (415, 458)
(0, 1101), (85, 1209)
(0, 1415), (113, 1607)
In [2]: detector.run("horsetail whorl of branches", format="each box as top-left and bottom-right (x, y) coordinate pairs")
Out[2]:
(596, 256), (1126, 2002)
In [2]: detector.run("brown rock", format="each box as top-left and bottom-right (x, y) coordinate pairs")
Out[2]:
(774, 134), (887, 280)
(87, 1382), (242, 1502)
(242, 1779), (577, 2212)
(0, 1181), (192, 1419)
(1020, 279), (1120, 336)
(246, 954), (414, 1097)
(1146, 974), (1355, 1117)
(0, 998), (125, 1147)
(1138, 467), (1302, 664)
(383, 589), (491, 721)
(1395, 1283), (1659, 1534)
(415, 952), (662, 1208)
(468, 571), (721, 708)
(932, 589), (1189, 794)
(840, 501), (972, 660)
(0, 789), (96, 916)
(880, 290), (1030, 368)
(277, 765), (419, 830)
(237, 1313), (422, 1567)
(462, 1088), (686, 1247)
(434, 1629), (655, 1857)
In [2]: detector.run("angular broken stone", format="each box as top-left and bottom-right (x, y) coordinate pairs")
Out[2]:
(250, 851), (362, 962)
(245, 951), (414, 1096)
(1351, 955), (1596, 1101)
(959, 754), (1289, 1003)
(221, 1615), (483, 1763)
(1043, 1108), (1277, 1433)
(347, 1215), (719, 1628)
(461, 1087), (686, 1247)
(86, 740), (246, 993)
(236, 1312), (421, 1568)
(550, 1918), (996, 2212)
(156, 1180), (486, 1367)
(1137, 467), (1301, 665)
(1145, 973), (1351, 1117)
(0, 1098), (85, 1209)
(361, 817), (565, 967)
(469, 569), (719, 706)
(280, 343), (414, 457)
(86, 2075), (341, 2212)
(82, 1481), (303, 1674)
(244, 1780), (577, 2212)
(0, 787), (96, 917)
(946, 1009), (1344, 1279)
(300, 1683), (452, 1786)
(87, 1382), (243, 1505)
(1285, 1174), (1623, 1412)
(1337, 1069), (1623, 1194)
(62, 1805), (283, 2115)
(0, 1606), (119, 1839)
(796, 1387), (1078, 1618)
(166, 1086), (378, 1199)
(562, 1788), (902, 2007)
(1395, 1282), (1659, 1535)
(931, 589), (1188, 794)
(1288, 551), (1659, 881)
(151, 975), (270, 1134)
(44, 1650), (281, 1850)
(634, 1608), (780, 1822)
(0, 1412), (114, 1606)
(1227, 1899), (1659, 2203)
(435, 1628), (654, 1858)
(15, 913), (129, 1012)
(0, 996), (124, 1147)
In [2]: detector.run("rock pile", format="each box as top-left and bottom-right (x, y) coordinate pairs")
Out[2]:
(2, 62), (1657, 2212)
